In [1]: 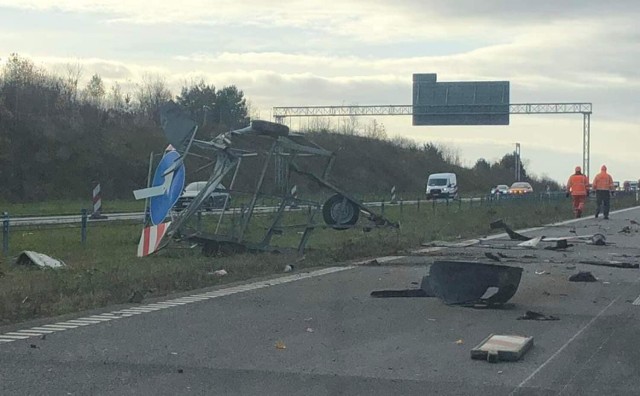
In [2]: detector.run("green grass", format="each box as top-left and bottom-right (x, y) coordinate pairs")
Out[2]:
(0, 194), (637, 325)
(0, 199), (145, 216)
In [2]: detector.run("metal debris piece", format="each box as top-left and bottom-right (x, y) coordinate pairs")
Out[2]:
(578, 260), (639, 269)
(518, 236), (543, 248)
(211, 269), (228, 277)
(517, 311), (559, 321)
(619, 226), (633, 234)
(569, 271), (598, 282)
(14, 251), (66, 269)
(471, 334), (534, 362)
(275, 341), (287, 350)
(490, 220), (531, 241)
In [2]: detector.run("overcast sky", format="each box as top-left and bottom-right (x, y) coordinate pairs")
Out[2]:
(1, 0), (639, 184)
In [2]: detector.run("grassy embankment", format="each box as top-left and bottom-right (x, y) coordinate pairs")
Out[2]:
(0, 194), (636, 325)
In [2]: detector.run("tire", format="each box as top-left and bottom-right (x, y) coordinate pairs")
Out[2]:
(322, 194), (360, 230)
(251, 120), (289, 137)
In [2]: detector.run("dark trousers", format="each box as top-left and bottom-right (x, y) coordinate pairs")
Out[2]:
(595, 190), (611, 217)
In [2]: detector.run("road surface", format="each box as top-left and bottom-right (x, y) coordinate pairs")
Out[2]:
(2, 207), (639, 395)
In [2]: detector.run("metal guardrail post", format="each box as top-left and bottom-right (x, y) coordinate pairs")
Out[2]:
(400, 199), (403, 215)
(381, 202), (385, 216)
(81, 209), (88, 245)
(2, 212), (9, 255)
(417, 197), (420, 212)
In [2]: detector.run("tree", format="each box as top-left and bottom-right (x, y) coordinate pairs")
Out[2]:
(175, 79), (217, 134)
(473, 158), (491, 172)
(212, 85), (249, 133)
(135, 73), (172, 120)
(84, 73), (105, 105)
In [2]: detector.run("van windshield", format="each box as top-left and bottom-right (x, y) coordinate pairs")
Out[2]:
(428, 178), (448, 186)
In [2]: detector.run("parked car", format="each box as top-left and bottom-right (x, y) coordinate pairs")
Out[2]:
(426, 173), (458, 200)
(508, 182), (533, 195)
(175, 181), (231, 211)
(491, 184), (509, 196)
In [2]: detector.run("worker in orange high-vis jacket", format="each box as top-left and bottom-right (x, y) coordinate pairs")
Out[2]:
(592, 165), (614, 219)
(566, 166), (589, 218)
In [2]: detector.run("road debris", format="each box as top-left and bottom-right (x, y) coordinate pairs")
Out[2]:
(619, 226), (633, 234)
(370, 289), (430, 298)
(518, 236), (543, 248)
(578, 260), (639, 269)
(569, 271), (598, 282)
(275, 341), (287, 350)
(588, 234), (607, 246)
(128, 290), (146, 304)
(490, 220), (531, 241)
(305, 327), (314, 333)
(283, 265), (294, 273)
(471, 334), (534, 362)
(497, 253), (510, 259)
(534, 270), (548, 275)
(14, 251), (66, 269)
(455, 339), (464, 345)
(517, 311), (559, 321)
(210, 269), (228, 277)
(484, 252), (502, 262)
(544, 240), (573, 250)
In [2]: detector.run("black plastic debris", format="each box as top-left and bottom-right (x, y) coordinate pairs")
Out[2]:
(424, 261), (523, 306)
(517, 310), (560, 321)
(370, 289), (431, 298)
(569, 271), (597, 282)
(619, 226), (632, 234)
(490, 220), (531, 241)
(589, 234), (607, 246)
(484, 252), (502, 262)
(544, 240), (574, 251)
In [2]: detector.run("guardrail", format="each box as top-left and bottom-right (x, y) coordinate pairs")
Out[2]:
(2, 191), (636, 255)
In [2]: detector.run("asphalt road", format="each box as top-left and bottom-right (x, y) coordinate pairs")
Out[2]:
(2, 207), (640, 395)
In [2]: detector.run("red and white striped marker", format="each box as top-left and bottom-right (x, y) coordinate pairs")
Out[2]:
(137, 222), (171, 257)
(92, 182), (102, 217)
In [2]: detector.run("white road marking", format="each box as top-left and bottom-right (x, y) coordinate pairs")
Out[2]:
(510, 297), (620, 395)
(632, 296), (640, 306)
(0, 334), (32, 340)
(5, 332), (42, 337)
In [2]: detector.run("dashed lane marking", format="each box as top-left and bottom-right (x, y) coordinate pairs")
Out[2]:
(0, 266), (354, 345)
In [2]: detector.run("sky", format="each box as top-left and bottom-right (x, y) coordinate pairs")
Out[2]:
(1, 0), (639, 184)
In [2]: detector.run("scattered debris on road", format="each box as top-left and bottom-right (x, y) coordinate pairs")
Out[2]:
(619, 226), (633, 234)
(544, 240), (573, 250)
(283, 265), (294, 273)
(589, 233), (607, 246)
(484, 252), (502, 262)
(517, 310), (559, 321)
(579, 260), (639, 269)
(15, 251), (66, 269)
(471, 334), (534, 362)
(490, 219), (531, 241)
(518, 236), (543, 248)
(455, 339), (464, 345)
(275, 341), (287, 350)
(569, 271), (598, 282)
(306, 327), (314, 333)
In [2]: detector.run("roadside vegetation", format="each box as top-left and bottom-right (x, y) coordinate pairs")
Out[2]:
(1, 194), (636, 326)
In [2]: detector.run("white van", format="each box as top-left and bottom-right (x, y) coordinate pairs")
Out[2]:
(426, 173), (458, 200)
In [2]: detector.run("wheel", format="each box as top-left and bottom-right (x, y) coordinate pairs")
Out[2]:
(322, 194), (360, 230)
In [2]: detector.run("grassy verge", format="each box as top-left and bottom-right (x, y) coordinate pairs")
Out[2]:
(0, 199), (145, 216)
(0, 195), (637, 325)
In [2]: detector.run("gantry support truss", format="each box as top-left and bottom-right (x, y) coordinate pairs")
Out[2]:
(273, 102), (593, 177)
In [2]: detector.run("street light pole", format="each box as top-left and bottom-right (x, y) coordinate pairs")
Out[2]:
(515, 143), (521, 181)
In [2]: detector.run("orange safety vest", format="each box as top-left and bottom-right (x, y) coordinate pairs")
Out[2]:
(592, 172), (614, 191)
(567, 173), (589, 196)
